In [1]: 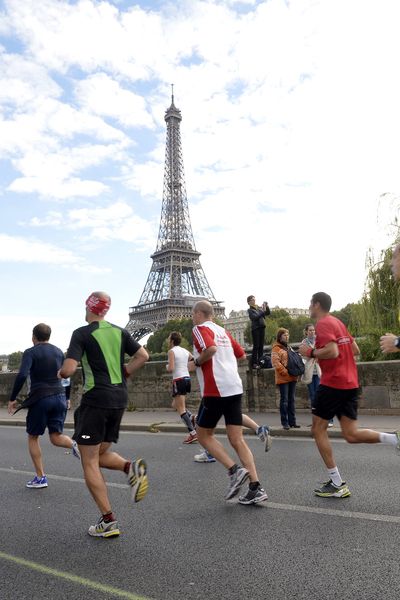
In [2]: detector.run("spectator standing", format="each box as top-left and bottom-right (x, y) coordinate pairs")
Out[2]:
(271, 328), (300, 430)
(247, 295), (270, 369)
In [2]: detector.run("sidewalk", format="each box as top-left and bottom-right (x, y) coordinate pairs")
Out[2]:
(1, 407), (400, 438)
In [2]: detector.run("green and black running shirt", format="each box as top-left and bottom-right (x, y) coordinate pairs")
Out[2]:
(66, 321), (141, 409)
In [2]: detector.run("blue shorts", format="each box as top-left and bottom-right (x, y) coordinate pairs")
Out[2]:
(26, 393), (67, 436)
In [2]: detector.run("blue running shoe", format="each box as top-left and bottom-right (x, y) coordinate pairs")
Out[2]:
(256, 425), (272, 452)
(26, 475), (48, 489)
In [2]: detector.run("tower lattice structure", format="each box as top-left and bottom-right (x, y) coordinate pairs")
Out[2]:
(127, 92), (225, 340)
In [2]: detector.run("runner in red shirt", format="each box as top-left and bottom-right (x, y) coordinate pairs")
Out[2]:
(299, 291), (400, 499)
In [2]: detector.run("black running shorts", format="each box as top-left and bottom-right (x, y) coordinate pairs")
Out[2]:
(313, 385), (359, 422)
(172, 377), (191, 397)
(196, 394), (243, 429)
(73, 404), (125, 445)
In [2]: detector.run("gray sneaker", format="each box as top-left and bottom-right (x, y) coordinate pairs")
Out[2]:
(88, 516), (120, 538)
(314, 479), (351, 498)
(225, 467), (249, 500)
(71, 440), (81, 460)
(256, 425), (272, 452)
(239, 486), (268, 505)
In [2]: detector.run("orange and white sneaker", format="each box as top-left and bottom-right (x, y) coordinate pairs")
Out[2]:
(183, 432), (198, 444)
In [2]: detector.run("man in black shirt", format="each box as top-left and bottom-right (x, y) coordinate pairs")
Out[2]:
(247, 295), (270, 369)
(59, 291), (149, 538)
(8, 323), (79, 489)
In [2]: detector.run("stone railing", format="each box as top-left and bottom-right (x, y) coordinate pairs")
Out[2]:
(1, 360), (399, 414)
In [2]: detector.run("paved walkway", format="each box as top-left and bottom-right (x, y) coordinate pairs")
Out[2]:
(1, 407), (400, 438)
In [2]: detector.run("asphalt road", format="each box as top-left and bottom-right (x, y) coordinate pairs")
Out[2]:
(1, 426), (400, 600)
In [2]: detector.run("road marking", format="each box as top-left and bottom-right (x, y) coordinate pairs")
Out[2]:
(0, 550), (151, 600)
(266, 502), (400, 524)
(0, 467), (126, 488)
(2, 467), (400, 524)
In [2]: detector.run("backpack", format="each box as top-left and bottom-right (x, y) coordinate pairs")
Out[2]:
(286, 347), (305, 376)
(259, 353), (272, 369)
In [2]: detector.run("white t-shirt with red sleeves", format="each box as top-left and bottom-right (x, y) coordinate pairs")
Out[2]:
(192, 321), (245, 397)
(316, 315), (359, 389)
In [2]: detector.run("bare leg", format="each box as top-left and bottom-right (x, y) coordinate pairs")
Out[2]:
(196, 427), (235, 469)
(171, 395), (186, 415)
(226, 425), (258, 482)
(28, 435), (45, 477)
(340, 416), (381, 443)
(98, 442), (127, 471)
(79, 444), (112, 515)
(241, 414), (258, 433)
(49, 432), (73, 449)
(311, 415), (336, 469)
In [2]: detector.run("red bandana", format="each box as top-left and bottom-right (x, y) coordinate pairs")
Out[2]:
(85, 294), (110, 316)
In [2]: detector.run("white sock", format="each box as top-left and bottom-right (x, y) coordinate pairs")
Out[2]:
(379, 432), (398, 446)
(327, 466), (342, 487)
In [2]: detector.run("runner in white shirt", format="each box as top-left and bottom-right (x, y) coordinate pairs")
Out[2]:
(166, 331), (197, 444)
(192, 300), (268, 505)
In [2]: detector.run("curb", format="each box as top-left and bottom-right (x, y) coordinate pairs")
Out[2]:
(0, 419), (346, 438)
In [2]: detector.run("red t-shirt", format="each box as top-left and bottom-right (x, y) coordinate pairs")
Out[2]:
(315, 315), (359, 389)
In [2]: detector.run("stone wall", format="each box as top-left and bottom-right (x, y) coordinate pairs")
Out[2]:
(1, 360), (399, 413)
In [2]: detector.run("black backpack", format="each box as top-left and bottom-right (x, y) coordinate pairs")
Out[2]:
(259, 353), (272, 369)
(286, 347), (305, 376)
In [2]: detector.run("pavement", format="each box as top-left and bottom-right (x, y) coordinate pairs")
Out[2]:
(1, 406), (400, 437)
(2, 427), (400, 600)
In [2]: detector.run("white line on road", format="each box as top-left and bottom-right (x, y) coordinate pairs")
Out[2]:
(2, 467), (400, 524)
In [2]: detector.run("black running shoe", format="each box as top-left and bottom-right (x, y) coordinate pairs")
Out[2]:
(238, 486), (268, 505)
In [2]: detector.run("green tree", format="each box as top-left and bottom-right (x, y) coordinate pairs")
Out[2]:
(146, 319), (194, 354)
(351, 243), (400, 361)
(8, 351), (23, 371)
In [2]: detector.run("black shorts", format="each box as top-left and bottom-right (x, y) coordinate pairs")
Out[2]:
(313, 385), (359, 421)
(172, 377), (191, 397)
(196, 394), (243, 429)
(73, 404), (125, 445)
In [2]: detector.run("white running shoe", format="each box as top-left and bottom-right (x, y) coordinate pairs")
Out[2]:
(194, 450), (216, 463)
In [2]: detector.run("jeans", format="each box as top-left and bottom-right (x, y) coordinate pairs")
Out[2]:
(307, 374), (320, 410)
(278, 381), (297, 427)
(251, 327), (265, 366)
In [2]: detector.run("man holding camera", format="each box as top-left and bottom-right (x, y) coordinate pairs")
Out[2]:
(247, 295), (270, 369)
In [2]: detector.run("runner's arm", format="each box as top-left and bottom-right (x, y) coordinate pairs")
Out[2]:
(125, 346), (149, 377)
(380, 333), (400, 354)
(59, 358), (78, 379)
(352, 341), (360, 355)
(195, 346), (217, 366)
(313, 341), (339, 360)
(166, 349), (175, 373)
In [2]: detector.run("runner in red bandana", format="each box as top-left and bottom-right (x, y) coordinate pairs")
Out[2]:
(59, 291), (149, 538)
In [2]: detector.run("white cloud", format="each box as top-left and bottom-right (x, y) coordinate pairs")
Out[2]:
(22, 201), (157, 247)
(75, 73), (154, 129)
(0, 233), (107, 272)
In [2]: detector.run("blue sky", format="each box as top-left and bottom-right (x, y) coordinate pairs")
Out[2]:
(1, 0), (399, 354)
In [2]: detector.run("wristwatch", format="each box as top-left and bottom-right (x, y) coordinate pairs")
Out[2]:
(395, 337), (400, 349)
(194, 358), (201, 367)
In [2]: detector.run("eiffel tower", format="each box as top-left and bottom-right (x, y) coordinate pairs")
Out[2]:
(127, 89), (225, 340)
